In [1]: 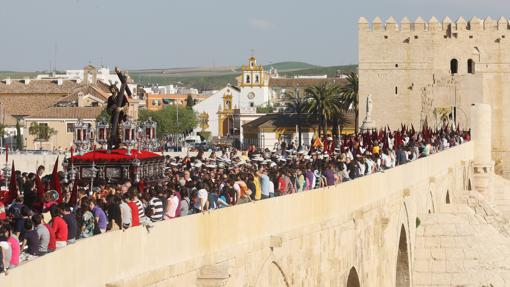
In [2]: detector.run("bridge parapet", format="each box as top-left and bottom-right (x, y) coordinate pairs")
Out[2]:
(1, 143), (474, 287)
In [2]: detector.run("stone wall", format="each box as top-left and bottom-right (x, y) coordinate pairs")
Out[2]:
(358, 16), (510, 178)
(7, 152), (60, 173)
(0, 143), (473, 287)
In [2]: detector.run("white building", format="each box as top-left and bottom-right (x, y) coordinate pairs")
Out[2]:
(193, 56), (273, 143)
(36, 66), (139, 98)
(143, 85), (199, 95)
(193, 84), (241, 139)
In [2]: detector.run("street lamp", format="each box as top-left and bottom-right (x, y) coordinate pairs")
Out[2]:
(142, 117), (158, 151)
(2, 163), (10, 190)
(74, 120), (93, 155)
(96, 120), (110, 150)
(122, 119), (138, 156)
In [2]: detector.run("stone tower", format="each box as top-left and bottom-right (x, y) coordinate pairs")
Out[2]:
(238, 56), (271, 112)
(358, 16), (510, 177)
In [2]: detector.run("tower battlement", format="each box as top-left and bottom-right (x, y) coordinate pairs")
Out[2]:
(359, 16), (509, 32)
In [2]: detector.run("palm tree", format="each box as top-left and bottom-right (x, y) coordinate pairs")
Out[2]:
(339, 72), (359, 132)
(284, 90), (308, 147)
(305, 82), (343, 138)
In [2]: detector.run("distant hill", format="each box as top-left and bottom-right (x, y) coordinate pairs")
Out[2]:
(262, 61), (319, 71)
(281, 65), (357, 78)
(0, 63), (358, 91)
(130, 62), (357, 91)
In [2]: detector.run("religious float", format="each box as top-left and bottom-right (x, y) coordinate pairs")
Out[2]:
(63, 67), (165, 187)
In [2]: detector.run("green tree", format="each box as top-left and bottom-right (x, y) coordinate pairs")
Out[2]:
(284, 90), (308, 147)
(28, 122), (56, 149)
(139, 105), (197, 136)
(96, 107), (110, 122)
(339, 72), (359, 133)
(186, 94), (194, 109)
(256, 105), (274, 114)
(305, 83), (343, 138)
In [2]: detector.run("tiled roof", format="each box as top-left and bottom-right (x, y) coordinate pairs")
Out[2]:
(243, 114), (319, 128)
(27, 107), (103, 119)
(269, 77), (347, 88)
(56, 83), (110, 106)
(0, 94), (66, 125)
(0, 79), (111, 124)
(0, 79), (80, 94)
(243, 111), (355, 129)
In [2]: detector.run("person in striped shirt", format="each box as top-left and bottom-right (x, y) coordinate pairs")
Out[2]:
(133, 190), (147, 224)
(147, 189), (164, 222)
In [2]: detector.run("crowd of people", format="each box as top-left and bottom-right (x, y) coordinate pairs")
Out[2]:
(0, 124), (470, 274)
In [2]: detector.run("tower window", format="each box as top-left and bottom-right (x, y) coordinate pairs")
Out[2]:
(246, 75), (251, 84)
(395, 86), (398, 94)
(255, 75), (259, 83)
(468, 59), (475, 74)
(450, 59), (458, 74)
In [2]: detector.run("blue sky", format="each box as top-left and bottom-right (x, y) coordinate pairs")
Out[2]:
(0, 0), (508, 70)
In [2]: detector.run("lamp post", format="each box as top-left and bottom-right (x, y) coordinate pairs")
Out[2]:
(96, 120), (109, 150)
(2, 162), (10, 190)
(74, 120), (92, 155)
(89, 161), (98, 195)
(122, 119), (138, 156)
(133, 157), (141, 183)
(143, 117), (158, 151)
(62, 159), (69, 184)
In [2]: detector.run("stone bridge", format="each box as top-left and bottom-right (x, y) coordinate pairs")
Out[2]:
(4, 104), (510, 287)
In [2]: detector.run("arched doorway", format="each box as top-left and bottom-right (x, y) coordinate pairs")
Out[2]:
(221, 116), (234, 136)
(396, 225), (410, 287)
(446, 190), (451, 204)
(346, 267), (361, 287)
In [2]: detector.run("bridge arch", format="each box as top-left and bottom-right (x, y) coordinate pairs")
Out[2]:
(270, 261), (289, 287)
(346, 266), (361, 287)
(253, 258), (289, 287)
(395, 224), (411, 287)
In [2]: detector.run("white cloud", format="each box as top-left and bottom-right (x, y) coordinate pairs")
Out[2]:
(249, 18), (274, 30)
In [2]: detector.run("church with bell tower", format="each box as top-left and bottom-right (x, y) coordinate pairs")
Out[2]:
(193, 55), (273, 141)
(238, 56), (271, 113)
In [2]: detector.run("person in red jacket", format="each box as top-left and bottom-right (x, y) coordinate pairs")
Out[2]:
(50, 207), (68, 248)
(127, 191), (140, 227)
